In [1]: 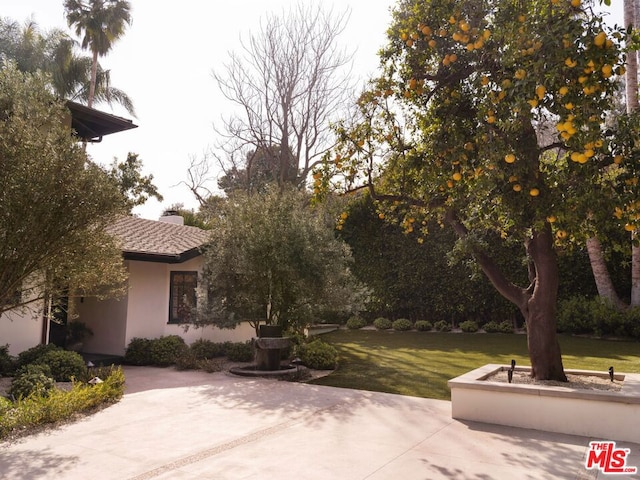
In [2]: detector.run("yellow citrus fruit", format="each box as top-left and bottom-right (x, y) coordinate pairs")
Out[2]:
(594, 32), (607, 47)
(514, 69), (526, 80)
(602, 64), (613, 78)
(536, 85), (546, 100)
(557, 230), (568, 239)
(547, 215), (557, 223)
(487, 115), (496, 124)
(504, 153), (516, 163)
(571, 0), (581, 7)
(529, 188), (540, 197)
(624, 224), (636, 232)
(558, 86), (569, 96)
(513, 184), (522, 192)
(378, 213), (385, 220)
(452, 172), (462, 181)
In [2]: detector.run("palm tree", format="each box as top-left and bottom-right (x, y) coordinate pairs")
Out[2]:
(0, 16), (134, 115)
(624, 0), (640, 306)
(64, 0), (131, 109)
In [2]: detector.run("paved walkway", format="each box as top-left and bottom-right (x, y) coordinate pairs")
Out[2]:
(1, 366), (638, 479)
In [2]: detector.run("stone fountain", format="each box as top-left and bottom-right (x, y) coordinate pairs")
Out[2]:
(229, 325), (299, 378)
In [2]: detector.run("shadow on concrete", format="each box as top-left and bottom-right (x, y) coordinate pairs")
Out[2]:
(0, 448), (79, 480)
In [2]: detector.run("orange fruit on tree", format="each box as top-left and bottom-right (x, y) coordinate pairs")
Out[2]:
(504, 153), (516, 163)
(529, 188), (540, 197)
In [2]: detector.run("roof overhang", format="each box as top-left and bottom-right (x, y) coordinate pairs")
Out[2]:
(66, 101), (137, 142)
(122, 247), (203, 264)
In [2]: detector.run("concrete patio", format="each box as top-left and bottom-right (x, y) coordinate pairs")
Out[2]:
(0, 366), (638, 479)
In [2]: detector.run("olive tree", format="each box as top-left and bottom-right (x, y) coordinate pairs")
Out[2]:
(0, 63), (127, 315)
(194, 186), (366, 336)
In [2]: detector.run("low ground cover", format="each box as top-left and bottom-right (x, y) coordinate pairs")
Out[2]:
(309, 330), (640, 400)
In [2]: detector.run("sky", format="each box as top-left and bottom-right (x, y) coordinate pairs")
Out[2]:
(2, 1), (625, 220)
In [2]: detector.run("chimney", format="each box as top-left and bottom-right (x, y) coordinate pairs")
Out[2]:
(159, 210), (184, 225)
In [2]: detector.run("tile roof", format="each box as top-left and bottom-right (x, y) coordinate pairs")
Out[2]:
(108, 216), (209, 263)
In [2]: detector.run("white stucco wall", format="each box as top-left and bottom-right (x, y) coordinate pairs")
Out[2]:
(76, 257), (254, 356)
(75, 294), (128, 356)
(125, 257), (254, 348)
(0, 301), (45, 356)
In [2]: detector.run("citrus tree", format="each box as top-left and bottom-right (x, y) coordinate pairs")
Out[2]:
(322, 0), (628, 380)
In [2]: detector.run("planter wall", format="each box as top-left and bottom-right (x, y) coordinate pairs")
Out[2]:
(448, 364), (640, 444)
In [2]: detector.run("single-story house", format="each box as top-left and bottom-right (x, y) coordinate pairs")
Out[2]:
(75, 214), (253, 357)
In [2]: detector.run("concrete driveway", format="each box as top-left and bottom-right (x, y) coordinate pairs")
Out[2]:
(0, 366), (638, 479)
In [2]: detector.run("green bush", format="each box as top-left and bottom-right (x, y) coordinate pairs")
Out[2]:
(189, 339), (226, 359)
(15, 343), (60, 369)
(35, 349), (86, 382)
(415, 320), (433, 332)
(373, 317), (392, 330)
(150, 335), (188, 366)
(460, 320), (479, 333)
(225, 341), (254, 362)
(124, 338), (153, 365)
(482, 321), (501, 333)
(433, 320), (452, 332)
(483, 320), (514, 333)
(0, 367), (125, 440)
(174, 350), (199, 370)
(10, 365), (55, 399)
(557, 296), (640, 338)
(0, 344), (15, 375)
(392, 318), (413, 331)
(298, 340), (338, 370)
(346, 316), (367, 330)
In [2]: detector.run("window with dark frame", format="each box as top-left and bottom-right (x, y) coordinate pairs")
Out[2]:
(169, 271), (197, 324)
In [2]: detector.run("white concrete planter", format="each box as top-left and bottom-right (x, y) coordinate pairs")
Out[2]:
(448, 364), (640, 443)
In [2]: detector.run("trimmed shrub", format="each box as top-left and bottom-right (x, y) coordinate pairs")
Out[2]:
(459, 320), (479, 333)
(225, 341), (254, 362)
(124, 338), (153, 365)
(392, 318), (413, 331)
(298, 340), (338, 370)
(189, 339), (226, 359)
(35, 349), (86, 382)
(373, 317), (392, 330)
(482, 321), (501, 333)
(0, 344), (15, 375)
(433, 320), (452, 332)
(16, 343), (60, 369)
(483, 320), (514, 333)
(10, 365), (55, 399)
(415, 320), (433, 332)
(149, 335), (188, 366)
(498, 320), (514, 333)
(346, 316), (367, 330)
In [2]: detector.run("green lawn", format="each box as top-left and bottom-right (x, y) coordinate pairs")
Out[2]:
(308, 330), (640, 400)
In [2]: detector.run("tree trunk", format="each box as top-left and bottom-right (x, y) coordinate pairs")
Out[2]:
(522, 227), (567, 381)
(586, 237), (626, 309)
(625, 0), (640, 305)
(88, 48), (99, 109)
(632, 241), (640, 306)
(446, 213), (566, 380)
